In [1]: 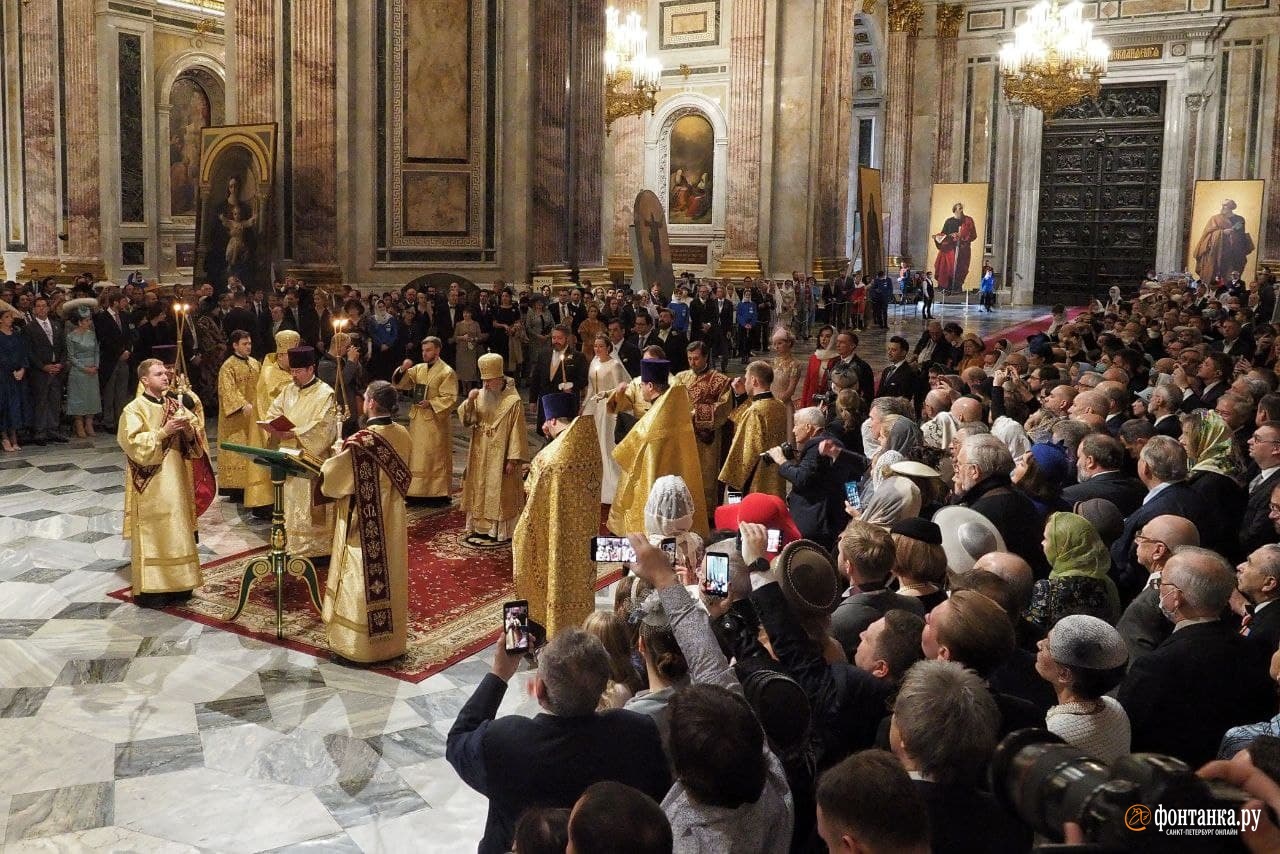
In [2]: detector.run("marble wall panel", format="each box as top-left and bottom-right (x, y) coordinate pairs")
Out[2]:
(62, 0), (101, 255)
(234, 0), (276, 123)
(20, 0), (58, 257)
(290, 0), (338, 265)
(118, 34), (145, 225)
(405, 0), (469, 162)
(963, 57), (1000, 186)
(1118, 0), (1190, 14)
(1, 0), (25, 249)
(1213, 40), (1264, 181)
(403, 173), (469, 233)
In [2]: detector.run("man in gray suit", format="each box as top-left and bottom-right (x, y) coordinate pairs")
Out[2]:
(24, 296), (69, 445)
(1116, 515), (1200, 666)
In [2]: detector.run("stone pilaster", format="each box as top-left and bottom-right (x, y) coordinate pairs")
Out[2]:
(530, 0), (573, 281)
(606, 0), (646, 281)
(233, 0), (276, 124)
(811, 0), (857, 278)
(1001, 103), (1024, 301)
(572, 0), (607, 281)
(717, 0), (765, 278)
(932, 3), (964, 184)
(882, 0), (923, 262)
(61, 0), (101, 261)
(20, 0), (59, 261)
(1266, 96), (1280, 264)
(1181, 93), (1205, 270)
(289, 0), (338, 270)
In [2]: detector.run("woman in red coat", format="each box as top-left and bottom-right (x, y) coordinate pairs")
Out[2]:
(800, 324), (838, 407)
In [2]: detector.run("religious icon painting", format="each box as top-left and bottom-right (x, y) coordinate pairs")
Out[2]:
(632, 189), (677, 301)
(1186, 179), (1264, 287)
(668, 113), (714, 226)
(925, 183), (990, 292)
(193, 123), (278, 296)
(857, 167), (885, 277)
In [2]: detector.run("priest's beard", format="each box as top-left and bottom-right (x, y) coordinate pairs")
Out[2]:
(477, 386), (502, 416)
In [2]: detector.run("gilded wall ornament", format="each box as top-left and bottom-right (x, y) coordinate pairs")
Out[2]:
(936, 3), (965, 39)
(887, 0), (924, 34)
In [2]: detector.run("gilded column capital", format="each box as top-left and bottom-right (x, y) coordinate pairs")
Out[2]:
(936, 3), (965, 39)
(888, 0), (924, 34)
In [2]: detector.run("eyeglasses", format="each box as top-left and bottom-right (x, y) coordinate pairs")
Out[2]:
(1134, 534), (1167, 549)
(1250, 436), (1280, 445)
(1158, 580), (1183, 594)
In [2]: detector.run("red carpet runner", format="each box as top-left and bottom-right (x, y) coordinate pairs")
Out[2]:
(110, 506), (622, 682)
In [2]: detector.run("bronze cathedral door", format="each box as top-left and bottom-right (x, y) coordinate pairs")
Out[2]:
(1033, 84), (1165, 306)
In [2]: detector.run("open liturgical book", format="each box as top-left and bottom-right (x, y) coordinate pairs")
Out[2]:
(275, 446), (324, 477)
(412, 384), (428, 404)
(257, 414), (295, 434)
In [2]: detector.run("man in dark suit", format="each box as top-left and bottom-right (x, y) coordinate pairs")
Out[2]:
(654, 308), (688, 374)
(828, 520), (922, 658)
(222, 292), (256, 341)
(606, 319), (641, 379)
(1117, 548), (1274, 767)
(877, 335), (921, 411)
(1219, 317), (1255, 360)
(528, 325), (587, 424)
(25, 295), (68, 444)
(1237, 544), (1280, 658)
(1148, 383), (1183, 438)
(1115, 514), (1199, 665)
(912, 320), (958, 370)
(706, 285), (736, 372)
(1240, 422), (1280, 555)
(777, 408), (863, 555)
(1062, 433), (1147, 516)
(94, 291), (134, 430)
(687, 284), (712, 342)
(1110, 436), (1209, 601)
(1192, 352), (1232, 412)
(446, 630), (671, 854)
(829, 330), (876, 408)
(955, 434), (1052, 579)
(246, 288), (272, 359)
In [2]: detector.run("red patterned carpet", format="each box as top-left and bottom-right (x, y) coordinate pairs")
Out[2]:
(110, 506), (622, 682)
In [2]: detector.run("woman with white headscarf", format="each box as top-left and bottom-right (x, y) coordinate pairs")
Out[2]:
(644, 475), (705, 573)
(851, 476), (921, 529)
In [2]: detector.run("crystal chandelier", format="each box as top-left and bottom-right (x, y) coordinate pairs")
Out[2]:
(998, 0), (1109, 117)
(604, 7), (662, 135)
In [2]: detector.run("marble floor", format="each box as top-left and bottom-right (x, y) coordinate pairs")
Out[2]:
(0, 302), (1049, 853)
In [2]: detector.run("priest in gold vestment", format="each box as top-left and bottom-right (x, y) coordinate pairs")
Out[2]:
(513, 393), (602, 637)
(392, 336), (459, 504)
(216, 330), (262, 502)
(261, 346), (339, 559)
(245, 330), (300, 513)
(118, 358), (204, 605)
(673, 340), (733, 514)
(719, 360), (789, 499)
(608, 359), (707, 538)
(319, 381), (412, 664)
(608, 344), (668, 422)
(458, 353), (529, 545)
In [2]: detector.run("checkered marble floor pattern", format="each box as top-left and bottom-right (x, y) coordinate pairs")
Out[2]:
(0, 303), (1050, 852)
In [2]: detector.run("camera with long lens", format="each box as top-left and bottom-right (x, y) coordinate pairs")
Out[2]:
(991, 729), (1253, 852)
(760, 442), (796, 465)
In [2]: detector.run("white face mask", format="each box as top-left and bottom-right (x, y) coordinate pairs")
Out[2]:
(1158, 587), (1177, 623)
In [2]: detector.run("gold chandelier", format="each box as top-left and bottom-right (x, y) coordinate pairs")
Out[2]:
(998, 0), (1109, 117)
(604, 7), (662, 134)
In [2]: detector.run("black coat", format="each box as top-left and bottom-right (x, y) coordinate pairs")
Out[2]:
(529, 347), (587, 423)
(25, 315), (64, 369)
(614, 339), (642, 379)
(93, 308), (132, 373)
(446, 673), (671, 854)
(779, 432), (864, 552)
(1117, 620), (1273, 767)
(915, 781), (1033, 854)
(1240, 468), (1280, 556)
(1116, 586), (1170, 667)
(1110, 482), (1207, 602)
(829, 355), (876, 410)
(1152, 413), (1182, 438)
(912, 332), (958, 369)
(1060, 470), (1148, 517)
(877, 361), (920, 410)
(830, 587), (924, 659)
(1243, 601), (1280, 658)
(656, 328), (689, 373)
(959, 475), (1051, 579)
(1187, 469), (1246, 560)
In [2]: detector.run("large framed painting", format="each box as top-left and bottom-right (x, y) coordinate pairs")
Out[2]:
(194, 123), (277, 294)
(632, 189), (676, 301)
(1186, 179), (1265, 286)
(858, 167), (885, 278)
(668, 113), (714, 225)
(925, 183), (989, 292)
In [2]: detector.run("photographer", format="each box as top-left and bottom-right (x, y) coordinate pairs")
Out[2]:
(772, 406), (863, 552)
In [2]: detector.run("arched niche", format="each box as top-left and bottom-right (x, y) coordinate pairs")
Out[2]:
(644, 93), (729, 241)
(156, 54), (226, 224)
(848, 13), (886, 261)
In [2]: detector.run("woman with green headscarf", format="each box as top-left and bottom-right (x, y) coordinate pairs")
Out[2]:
(1180, 410), (1246, 559)
(1028, 511), (1121, 630)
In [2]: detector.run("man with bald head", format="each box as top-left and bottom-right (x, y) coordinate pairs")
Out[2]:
(1069, 390), (1108, 421)
(972, 552), (1038, 650)
(1115, 515), (1200, 663)
(1118, 546), (1274, 766)
(951, 397), (981, 425)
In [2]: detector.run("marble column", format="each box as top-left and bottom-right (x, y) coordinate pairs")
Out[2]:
(717, 0), (765, 279)
(572, 0), (607, 282)
(288, 0), (339, 278)
(18, 0), (59, 271)
(606, 0), (646, 282)
(881, 0), (923, 263)
(811, 0), (857, 278)
(1267, 97), (1280, 262)
(61, 0), (101, 266)
(1002, 103), (1025, 302)
(233, 0), (276, 124)
(1180, 93), (1205, 270)
(530, 0), (573, 282)
(932, 3), (964, 183)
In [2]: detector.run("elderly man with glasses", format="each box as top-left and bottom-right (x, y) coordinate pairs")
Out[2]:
(1242, 421), (1280, 554)
(1116, 515), (1201, 665)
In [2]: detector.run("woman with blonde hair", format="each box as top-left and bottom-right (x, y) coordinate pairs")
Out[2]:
(769, 327), (803, 434)
(581, 610), (644, 709)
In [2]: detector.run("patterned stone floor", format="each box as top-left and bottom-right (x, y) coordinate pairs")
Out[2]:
(0, 302), (1047, 852)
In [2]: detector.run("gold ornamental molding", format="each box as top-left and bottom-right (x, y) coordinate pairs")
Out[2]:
(936, 3), (965, 39)
(713, 256), (765, 280)
(887, 0), (924, 35)
(812, 257), (850, 279)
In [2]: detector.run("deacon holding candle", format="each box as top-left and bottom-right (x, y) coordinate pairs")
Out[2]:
(261, 345), (339, 559)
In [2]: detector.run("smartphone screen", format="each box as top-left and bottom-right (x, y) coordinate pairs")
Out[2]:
(503, 600), (530, 653)
(590, 536), (635, 563)
(703, 553), (729, 597)
(726, 489), (744, 505)
(844, 481), (861, 509)
(766, 529), (781, 552)
(660, 537), (677, 562)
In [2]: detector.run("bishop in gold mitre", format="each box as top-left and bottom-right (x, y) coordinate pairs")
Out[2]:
(673, 340), (733, 514)
(244, 329), (300, 513)
(608, 358), (707, 538)
(261, 345), (339, 558)
(458, 352), (529, 545)
(215, 330), (262, 502)
(118, 357), (205, 606)
(719, 360), (789, 500)
(319, 381), (412, 664)
(392, 335), (459, 504)
(513, 392), (602, 638)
